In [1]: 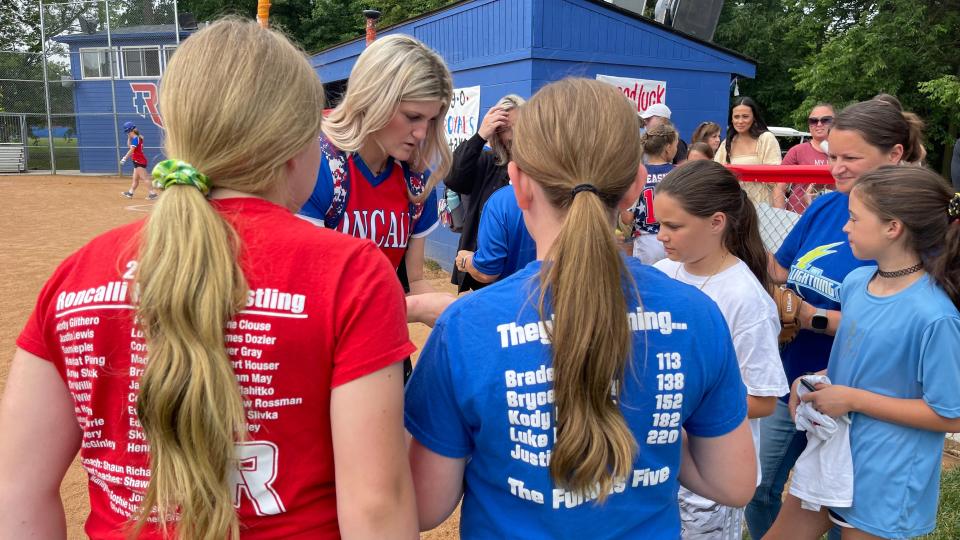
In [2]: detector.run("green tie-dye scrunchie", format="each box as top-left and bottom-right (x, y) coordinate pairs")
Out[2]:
(151, 159), (211, 195)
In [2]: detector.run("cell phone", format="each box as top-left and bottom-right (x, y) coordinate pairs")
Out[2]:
(799, 378), (818, 392)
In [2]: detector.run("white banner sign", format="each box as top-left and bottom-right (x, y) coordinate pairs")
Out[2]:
(445, 86), (481, 152)
(596, 74), (667, 115)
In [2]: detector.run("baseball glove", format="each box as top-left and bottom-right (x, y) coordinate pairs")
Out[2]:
(773, 285), (803, 345)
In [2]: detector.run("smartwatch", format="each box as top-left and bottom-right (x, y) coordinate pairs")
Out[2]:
(811, 308), (829, 333)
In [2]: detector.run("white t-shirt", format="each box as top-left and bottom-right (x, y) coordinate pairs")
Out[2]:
(654, 258), (789, 484)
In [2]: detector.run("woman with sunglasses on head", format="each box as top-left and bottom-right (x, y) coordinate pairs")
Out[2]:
(781, 103), (835, 214)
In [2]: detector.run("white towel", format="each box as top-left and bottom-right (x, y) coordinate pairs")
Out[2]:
(788, 375), (854, 511)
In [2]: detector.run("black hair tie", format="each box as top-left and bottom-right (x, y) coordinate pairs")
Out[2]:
(571, 184), (598, 198)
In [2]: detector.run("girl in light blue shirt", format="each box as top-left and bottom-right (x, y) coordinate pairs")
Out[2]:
(767, 166), (960, 539)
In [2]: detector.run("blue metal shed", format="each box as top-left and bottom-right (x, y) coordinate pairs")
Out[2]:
(311, 0), (756, 270)
(55, 25), (191, 173)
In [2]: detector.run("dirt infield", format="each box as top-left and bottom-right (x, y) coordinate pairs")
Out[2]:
(0, 175), (459, 539)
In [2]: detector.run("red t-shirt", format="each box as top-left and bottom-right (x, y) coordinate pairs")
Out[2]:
(16, 197), (415, 539)
(782, 141), (829, 213)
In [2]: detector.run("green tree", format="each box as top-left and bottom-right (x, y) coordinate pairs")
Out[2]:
(713, 0), (829, 128)
(792, 0), (960, 172)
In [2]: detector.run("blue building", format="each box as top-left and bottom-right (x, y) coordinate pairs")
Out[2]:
(311, 0), (756, 269)
(55, 24), (191, 172)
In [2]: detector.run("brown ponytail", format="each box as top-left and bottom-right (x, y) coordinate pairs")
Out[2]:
(853, 166), (960, 308)
(834, 100), (926, 164)
(656, 160), (770, 289)
(511, 78), (642, 500)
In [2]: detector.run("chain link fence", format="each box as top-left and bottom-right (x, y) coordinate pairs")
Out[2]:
(730, 166), (835, 252)
(0, 0), (186, 174)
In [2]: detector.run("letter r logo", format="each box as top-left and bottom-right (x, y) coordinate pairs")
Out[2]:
(231, 441), (286, 516)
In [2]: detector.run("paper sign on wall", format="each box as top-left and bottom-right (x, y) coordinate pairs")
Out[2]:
(445, 86), (481, 152)
(596, 74), (667, 115)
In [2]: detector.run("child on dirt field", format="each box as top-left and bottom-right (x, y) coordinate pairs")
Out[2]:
(119, 122), (158, 200)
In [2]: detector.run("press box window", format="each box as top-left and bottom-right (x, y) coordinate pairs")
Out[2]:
(163, 45), (177, 66)
(122, 46), (161, 78)
(80, 48), (116, 79)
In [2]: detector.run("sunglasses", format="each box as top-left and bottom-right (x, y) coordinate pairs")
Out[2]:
(808, 116), (834, 126)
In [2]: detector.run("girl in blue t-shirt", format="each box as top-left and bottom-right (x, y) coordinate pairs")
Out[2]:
(620, 123), (677, 264)
(765, 166), (960, 539)
(747, 99), (927, 539)
(405, 78), (756, 539)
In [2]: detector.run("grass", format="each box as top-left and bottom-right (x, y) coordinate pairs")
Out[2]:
(921, 465), (960, 539)
(424, 258), (443, 274)
(26, 136), (79, 171)
(741, 465), (960, 539)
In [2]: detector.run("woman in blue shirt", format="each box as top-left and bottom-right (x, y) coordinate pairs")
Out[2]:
(455, 184), (536, 284)
(746, 100), (926, 539)
(405, 78), (756, 539)
(765, 166), (960, 539)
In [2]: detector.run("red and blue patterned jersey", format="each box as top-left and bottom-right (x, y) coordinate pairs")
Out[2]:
(299, 136), (439, 270)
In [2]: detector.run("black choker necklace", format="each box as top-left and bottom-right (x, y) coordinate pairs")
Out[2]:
(876, 262), (923, 278)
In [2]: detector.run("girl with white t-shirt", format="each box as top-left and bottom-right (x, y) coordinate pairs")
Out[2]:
(653, 160), (790, 540)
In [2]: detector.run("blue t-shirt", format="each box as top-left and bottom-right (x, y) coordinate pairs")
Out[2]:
(298, 151), (439, 238)
(472, 186), (536, 280)
(405, 257), (747, 539)
(632, 162), (675, 235)
(774, 191), (871, 397)
(828, 267), (960, 538)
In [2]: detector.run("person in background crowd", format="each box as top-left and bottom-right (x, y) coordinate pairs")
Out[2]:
(622, 123), (678, 264)
(692, 121), (722, 155)
(686, 142), (714, 161)
(405, 76), (756, 540)
(454, 183), (536, 285)
(715, 97), (783, 207)
(0, 18), (418, 539)
(746, 99), (926, 540)
(781, 103), (835, 214)
(641, 103), (688, 164)
(764, 166), (960, 539)
(445, 95), (526, 293)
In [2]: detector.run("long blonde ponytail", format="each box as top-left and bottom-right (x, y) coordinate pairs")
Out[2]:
(133, 18), (324, 539)
(511, 78), (642, 500)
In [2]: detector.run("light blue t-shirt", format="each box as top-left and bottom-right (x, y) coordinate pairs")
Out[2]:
(775, 191), (872, 397)
(828, 266), (960, 538)
(405, 257), (748, 539)
(472, 186), (536, 280)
